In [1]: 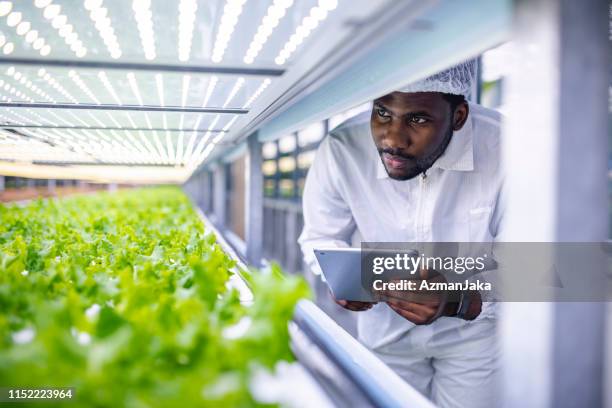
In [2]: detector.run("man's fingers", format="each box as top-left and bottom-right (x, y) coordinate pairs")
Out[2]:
(382, 287), (439, 305)
(386, 299), (437, 316)
(388, 303), (427, 324)
(335, 299), (376, 311)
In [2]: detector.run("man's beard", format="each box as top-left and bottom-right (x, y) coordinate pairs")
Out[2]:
(378, 125), (454, 181)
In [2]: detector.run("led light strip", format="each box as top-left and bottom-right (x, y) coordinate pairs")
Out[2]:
(124, 130), (154, 161)
(37, 0), (87, 57)
(243, 0), (294, 64)
(0, 1), (51, 56)
(182, 115), (202, 164)
(132, 0), (156, 60)
(243, 78), (271, 108)
(66, 111), (92, 128)
(85, 0), (122, 59)
(1, 69), (40, 103)
(3, 108), (41, 126)
(26, 109), (57, 126)
(223, 77), (244, 108)
(44, 110), (71, 126)
(137, 129), (161, 163)
(151, 130), (167, 163)
(211, 0), (246, 63)
(155, 74), (165, 106)
(163, 114), (174, 165)
(178, 0), (197, 62)
(176, 114), (185, 164)
(127, 72), (144, 106)
(109, 129), (142, 155)
(181, 75), (191, 107)
(36, 68), (78, 103)
(68, 70), (100, 104)
(274, 0), (337, 65)
(212, 115), (238, 143)
(98, 71), (123, 105)
(202, 76), (218, 107)
(189, 114), (220, 166)
(190, 114), (240, 168)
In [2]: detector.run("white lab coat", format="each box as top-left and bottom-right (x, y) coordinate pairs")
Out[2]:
(298, 103), (503, 408)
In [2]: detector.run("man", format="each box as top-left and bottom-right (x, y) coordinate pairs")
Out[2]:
(298, 60), (503, 408)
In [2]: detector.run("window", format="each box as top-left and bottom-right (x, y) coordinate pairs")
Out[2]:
(278, 135), (296, 153)
(278, 156), (296, 173)
(298, 123), (325, 147)
(262, 160), (277, 176)
(298, 151), (316, 169)
(262, 142), (277, 159)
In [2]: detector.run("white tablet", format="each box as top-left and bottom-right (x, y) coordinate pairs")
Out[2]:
(313, 248), (375, 302)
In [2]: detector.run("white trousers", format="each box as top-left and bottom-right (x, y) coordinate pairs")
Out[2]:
(369, 316), (500, 408)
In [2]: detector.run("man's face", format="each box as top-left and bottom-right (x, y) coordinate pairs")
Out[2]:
(370, 92), (467, 180)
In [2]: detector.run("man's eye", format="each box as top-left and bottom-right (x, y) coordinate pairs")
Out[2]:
(376, 108), (390, 118)
(410, 116), (427, 124)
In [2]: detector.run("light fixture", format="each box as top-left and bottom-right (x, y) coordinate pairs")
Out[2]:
(243, 0), (293, 64)
(6, 11), (21, 27)
(222, 77), (244, 108)
(202, 76), (218, 107)
(33, 37), (44, 50)
(39, 70), (78, 103)
(211, 0), (246, 63)
(2, 42), (14, 55)
(88, 0), (121, 59)
(34, 0), (52, 8)
(43, 4), (61, 20)
(165, 128), (174, 165)
(69, 70), (101, 104)
(183, 114), (202, 163)
(16, 21), (31, 36)
(274, 1), (335, 65)
(127, 72), (144, 106)
(155, 73), (165, 106)
(181, 75), (190, 107)
(98, 71), (122, 105)
(189, 114), (220, 166)
(40, 2), (86, 57)
(133, 0), (156, 60)
(243, 78), (271, 108)
(0, 1), (12, 17)
(177, 0), (197, 62)
(25, 30), (38, 43)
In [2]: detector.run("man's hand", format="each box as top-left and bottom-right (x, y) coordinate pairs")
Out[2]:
(330, 291), (376, 311)
(381, 269), (482, 325)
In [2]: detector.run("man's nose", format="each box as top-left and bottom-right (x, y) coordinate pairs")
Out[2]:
(384, 119), (411, 148)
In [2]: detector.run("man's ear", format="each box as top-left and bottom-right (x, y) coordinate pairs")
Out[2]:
(452, 102), (469, 131)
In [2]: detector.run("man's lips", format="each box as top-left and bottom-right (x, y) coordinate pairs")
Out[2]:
(382, 152), (411, 169)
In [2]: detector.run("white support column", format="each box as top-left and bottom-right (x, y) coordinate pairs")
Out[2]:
(0, 175), (4, 192)
(213, 164), (227, 229)
(501, 1), (609, 407)
(245, 134), (263, 266)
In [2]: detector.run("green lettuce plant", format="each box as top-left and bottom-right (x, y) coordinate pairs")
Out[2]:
(0, 187), (309, 407)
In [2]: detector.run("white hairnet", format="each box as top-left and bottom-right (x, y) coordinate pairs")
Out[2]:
(397, 59), (477, 97)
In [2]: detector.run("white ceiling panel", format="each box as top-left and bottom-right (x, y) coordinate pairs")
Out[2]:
(0, 0), (389, 180)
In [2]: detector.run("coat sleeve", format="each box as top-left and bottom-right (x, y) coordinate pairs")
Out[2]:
(297, 135), (357, 276)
